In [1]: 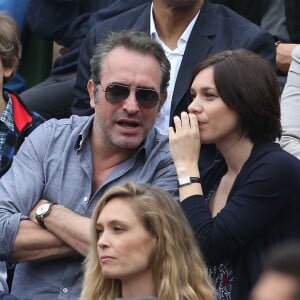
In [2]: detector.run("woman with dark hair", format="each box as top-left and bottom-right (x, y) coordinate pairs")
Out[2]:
(169, 49), (300, 299)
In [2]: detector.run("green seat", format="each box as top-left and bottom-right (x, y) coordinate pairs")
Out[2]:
(19, 31), (53, 89)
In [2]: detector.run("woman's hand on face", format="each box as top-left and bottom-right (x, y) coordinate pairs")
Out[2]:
(168, 112), (201, 176)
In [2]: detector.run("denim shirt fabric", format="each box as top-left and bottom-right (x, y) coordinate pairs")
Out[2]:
(0, 115), (178, 300)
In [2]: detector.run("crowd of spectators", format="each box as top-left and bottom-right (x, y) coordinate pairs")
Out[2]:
(1, 0), (300, 299)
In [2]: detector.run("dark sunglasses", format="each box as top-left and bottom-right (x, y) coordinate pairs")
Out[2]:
(99, 83), (161, 109)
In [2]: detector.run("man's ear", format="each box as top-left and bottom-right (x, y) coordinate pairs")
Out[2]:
(161, 92), (167, 103)
(87, 79), (96, 108)
(158, 91), (168, 110)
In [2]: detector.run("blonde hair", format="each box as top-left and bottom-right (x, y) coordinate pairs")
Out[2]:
(81, 182), (215, 300)
(0, 12), (22, 80)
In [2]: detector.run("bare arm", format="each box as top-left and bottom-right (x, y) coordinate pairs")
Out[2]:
(276, 42), (298, 73)
(15, 197), (92, 263)
(12, 220), (75, 262)
(44, 204), (91, 256)
(29, 201), (91, 257)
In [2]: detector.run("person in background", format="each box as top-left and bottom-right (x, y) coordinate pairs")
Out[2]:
(279, 45), (300, 159)
(210, 0), (300, 88)
(169, 49), (300, 299)
(0, 30), (178, 300)
(0, 11), (44, 293)
(250, 241), (300, 300)
(20, 0), (150, 119)
(73, 0), (275, 127)
(81, 182), (215, 300)
(0, 0), (30, 92)
(72, 0), (275, 171)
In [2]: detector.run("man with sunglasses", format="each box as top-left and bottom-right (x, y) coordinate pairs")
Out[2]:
(0, 30), (178, 300)
(72, 0), (275, 171)
(73, 0), (276, 119)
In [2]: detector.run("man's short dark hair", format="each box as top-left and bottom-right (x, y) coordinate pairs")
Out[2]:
(90, 30), (170, 95)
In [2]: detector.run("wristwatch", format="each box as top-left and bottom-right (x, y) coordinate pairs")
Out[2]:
(35, 202), (56, 227)
(177, 176), (201, 187)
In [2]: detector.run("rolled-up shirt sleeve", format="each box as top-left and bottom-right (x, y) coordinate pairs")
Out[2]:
(0, 124), (49, 260)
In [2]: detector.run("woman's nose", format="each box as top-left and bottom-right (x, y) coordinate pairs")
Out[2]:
(188, 96), (203, 113)
(97, 231), (110, 249)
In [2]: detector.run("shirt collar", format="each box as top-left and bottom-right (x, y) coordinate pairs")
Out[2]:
(140, 126), (158, 157)
(150, 3), (200, 47)
(74, 114), (158, 154)
(74, 115), (94, 150)
(74, 115), (159, 159)
(0, 95), (15, 132)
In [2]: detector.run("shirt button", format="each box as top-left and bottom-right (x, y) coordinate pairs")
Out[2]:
(62, 288), (68, 293)
(83, 196), (88, 202)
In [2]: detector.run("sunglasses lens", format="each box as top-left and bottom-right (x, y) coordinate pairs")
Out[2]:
(105, 84), (129, 103)
(103, 84), (160, 108)
(136, 89), (160, 109)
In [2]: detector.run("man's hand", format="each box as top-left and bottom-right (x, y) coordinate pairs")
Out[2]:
(276, 43), (298, 74)
(29, 200), (91, 256)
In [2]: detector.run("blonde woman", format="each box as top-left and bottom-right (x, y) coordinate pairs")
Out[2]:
(81, 182), (214, 300)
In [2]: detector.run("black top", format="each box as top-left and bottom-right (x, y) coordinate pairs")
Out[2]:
(181, 142), (300, 299)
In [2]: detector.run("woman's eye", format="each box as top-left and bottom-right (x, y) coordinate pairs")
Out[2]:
(204, 93), (217, 100)
(96, 228), (104, 236)
(188, 93), (196, 104)
(204, 90), (218, 98)
(113, 226), (124, 232)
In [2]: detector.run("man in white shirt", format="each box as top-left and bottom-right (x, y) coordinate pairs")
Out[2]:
(73, 0), (276, 169)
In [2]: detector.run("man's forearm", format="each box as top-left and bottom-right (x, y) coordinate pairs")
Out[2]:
(42, 204), (91, 256)
(276, 43), (298, 73)
(12, 220), (76, 262)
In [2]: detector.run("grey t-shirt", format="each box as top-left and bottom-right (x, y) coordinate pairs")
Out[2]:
(261, 0), (289, 41)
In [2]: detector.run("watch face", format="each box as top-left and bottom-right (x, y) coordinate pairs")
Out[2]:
(178, 177), (191, 185)
(36, 203), (51, 216)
